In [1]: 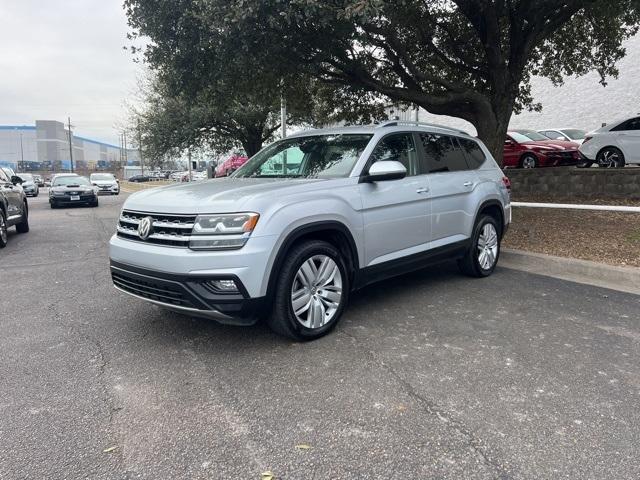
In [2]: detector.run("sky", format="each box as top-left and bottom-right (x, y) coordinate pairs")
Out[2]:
(0, 0), (142, 146)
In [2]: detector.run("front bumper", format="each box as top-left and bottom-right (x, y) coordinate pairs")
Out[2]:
(110, 261), (265, 325)
(50, 193), (96, 205)
(96, 185), (119, 194)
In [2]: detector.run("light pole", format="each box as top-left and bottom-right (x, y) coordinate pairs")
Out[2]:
(19, 133), (24, 171)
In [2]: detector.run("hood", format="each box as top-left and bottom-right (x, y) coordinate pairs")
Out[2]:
(52, 184), (94, 191)
(522, 139), (580, 150)
(92, 179), (117, 185)
(124, 177), (329, 214)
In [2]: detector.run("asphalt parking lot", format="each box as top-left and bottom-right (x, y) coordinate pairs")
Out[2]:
(1, 191), (639, 480)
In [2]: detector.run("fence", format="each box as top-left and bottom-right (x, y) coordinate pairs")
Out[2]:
(506, 167), (640, 199)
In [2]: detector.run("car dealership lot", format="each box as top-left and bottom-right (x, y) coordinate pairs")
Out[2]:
(1, 193), (640, 479)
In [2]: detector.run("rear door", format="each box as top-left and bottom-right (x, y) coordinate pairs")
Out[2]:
(418, 133), (477, 249)
(613, 117), (640, 162)
(358, 132), (431, 266)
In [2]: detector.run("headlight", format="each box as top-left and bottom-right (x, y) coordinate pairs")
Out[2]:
(189, 213), (259, 250)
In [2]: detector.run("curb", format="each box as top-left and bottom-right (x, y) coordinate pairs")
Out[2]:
(499, 248), (640, 296)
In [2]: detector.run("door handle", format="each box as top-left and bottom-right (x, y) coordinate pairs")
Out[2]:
(463, 181), (473, 187)
(416, 187), (429, 194)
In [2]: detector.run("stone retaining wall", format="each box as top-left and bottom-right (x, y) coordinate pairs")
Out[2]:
(506, 168), (640, 199)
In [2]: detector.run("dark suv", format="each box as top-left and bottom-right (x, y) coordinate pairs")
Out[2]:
(0, 169), (29, 248)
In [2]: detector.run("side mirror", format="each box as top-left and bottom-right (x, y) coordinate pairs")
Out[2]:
(555, 136), (565, 141)
(504, 139), (514, 146)
(362, 160), (407, 182)
(11, 175), (23, 185)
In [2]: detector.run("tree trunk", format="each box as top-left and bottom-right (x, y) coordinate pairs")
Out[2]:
(472, 96), (515, 169)
(241, 134), (263, 157)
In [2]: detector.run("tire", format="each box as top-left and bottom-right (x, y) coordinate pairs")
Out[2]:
(458, 215), (501, 278)
(519, 154), (538, 169)
(16, 202), (29, 234)
(577, 160), (593, 168)
(267, 240), (350, 341)
(90, 198), (99, 207)
(597, 147), (625, 168)
(0, 209), (8, 248)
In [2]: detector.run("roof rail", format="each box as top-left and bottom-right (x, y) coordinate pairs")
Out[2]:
(377, 120), (469, 136)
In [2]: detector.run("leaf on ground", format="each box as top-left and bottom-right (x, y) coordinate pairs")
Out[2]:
(103, 446), (118, 453)
(295, 444), (312, 450)
(261, 471), (275, 480)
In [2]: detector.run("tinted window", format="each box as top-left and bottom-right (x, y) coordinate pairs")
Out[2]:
(419, 133), (468, 173)
(458, 138), (486, 169)
(53, 176), (90, 186)
(612, 117), (640, 131)
(369, 133), (418, 176)
(0, 169), (8, 183)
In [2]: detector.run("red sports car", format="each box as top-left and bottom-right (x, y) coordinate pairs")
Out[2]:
(215, 154), (249, 177)
(504, 129), (582, 168)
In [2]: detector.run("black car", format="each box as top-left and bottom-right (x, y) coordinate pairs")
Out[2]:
(128, 175), (150, 182)
(49, 175), (99, 208)
(0, 169), (29, 248)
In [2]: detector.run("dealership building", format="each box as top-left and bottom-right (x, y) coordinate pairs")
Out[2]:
(0, 120), (139, 173)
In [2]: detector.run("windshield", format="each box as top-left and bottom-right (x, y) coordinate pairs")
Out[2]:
(90, 174), (115, 180)
(53, 176), (91, 187)
(562, 129), (587, 140)
(512, 129), (549, 141)
(234, 134), (373, 179)
(19, 174), (34, 182)
(509, 132), (538, 143)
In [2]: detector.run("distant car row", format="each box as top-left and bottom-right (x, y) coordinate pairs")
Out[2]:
(508, 115), (640, 168)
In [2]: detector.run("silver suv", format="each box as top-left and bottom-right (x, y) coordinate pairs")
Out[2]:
(109, 122), (511, 340)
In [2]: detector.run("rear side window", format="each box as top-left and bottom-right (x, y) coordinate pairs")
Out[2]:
(419, 133), (469, 173)
(612, 117), (640, 131)
(0, 169), (7, 182)
(458, 138), (486, 169)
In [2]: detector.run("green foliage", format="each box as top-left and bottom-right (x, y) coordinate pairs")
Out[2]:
(125, 0), (640, 163)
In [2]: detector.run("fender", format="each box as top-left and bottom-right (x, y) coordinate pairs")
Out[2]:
(264, 220), (360, 299)
(475, 199), (506, 235)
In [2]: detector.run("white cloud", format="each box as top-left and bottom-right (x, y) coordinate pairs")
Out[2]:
(0, 0), (143, 145)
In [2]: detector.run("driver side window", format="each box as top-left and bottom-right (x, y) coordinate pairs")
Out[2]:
(368, 133), (417, 176)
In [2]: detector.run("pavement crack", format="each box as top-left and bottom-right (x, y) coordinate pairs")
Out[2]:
(340, 329), (512, 479)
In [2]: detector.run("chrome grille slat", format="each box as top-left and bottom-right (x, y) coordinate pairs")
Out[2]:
(117, 210), (195, 247)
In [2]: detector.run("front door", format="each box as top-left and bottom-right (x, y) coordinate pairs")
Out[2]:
(359, 132), (431, 266)
(0, 169), (22, 221)
(615, 117), (640, 163)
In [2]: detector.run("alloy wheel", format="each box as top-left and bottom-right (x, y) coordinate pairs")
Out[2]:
(598, 149), (621, 168)
(521, 156), (536, 168)
(0, 214), (7, 244)
(291, 254), (343, 329)
(477, 223), (498, 270)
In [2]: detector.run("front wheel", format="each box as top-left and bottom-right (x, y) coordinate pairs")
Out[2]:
(268, 240), (349, 341)
(16, 202), (29, 233)
(458, 215), (501, 277)
(0, 210), (8, 248)
(520, 154), (538, 169)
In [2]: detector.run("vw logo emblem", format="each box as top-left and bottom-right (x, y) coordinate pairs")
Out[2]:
(138, 216), (154, 240)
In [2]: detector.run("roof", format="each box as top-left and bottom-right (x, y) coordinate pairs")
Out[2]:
(287, 121), (470, 139)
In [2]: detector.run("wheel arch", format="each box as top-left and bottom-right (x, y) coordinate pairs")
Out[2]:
(519, 151), (539, 166)
(265, 221), (360, 299)
(596, 145), (625, 158)
(475, 200), (505, 237)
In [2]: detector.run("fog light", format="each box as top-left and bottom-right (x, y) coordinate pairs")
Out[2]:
(206, 279), (239, 293)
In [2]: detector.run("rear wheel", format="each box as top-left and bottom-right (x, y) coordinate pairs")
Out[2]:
(0, 210), (8, 248)
(597, 147), (625, 168)
(458, 215), (501, 277)
(268, 240), (349, 341)
(16, 202), (29, 233)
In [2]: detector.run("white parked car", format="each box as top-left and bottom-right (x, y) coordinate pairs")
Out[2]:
(538, 128), (588, 145)
(579, 116), (640, 168)
(90, 173), (120, 195)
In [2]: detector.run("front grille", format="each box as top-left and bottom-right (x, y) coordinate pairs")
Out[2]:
(117, 210), (196, 247)
(112, 270), (195, 308)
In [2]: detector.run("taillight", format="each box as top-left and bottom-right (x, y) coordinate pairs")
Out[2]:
(502, 176), (511, 192)
(583, 136), (592, 144)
